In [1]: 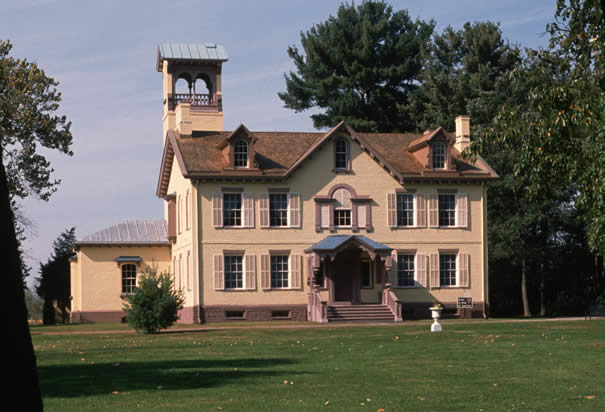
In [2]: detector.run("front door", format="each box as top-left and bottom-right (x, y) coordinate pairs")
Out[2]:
(332, 249), (360, 303)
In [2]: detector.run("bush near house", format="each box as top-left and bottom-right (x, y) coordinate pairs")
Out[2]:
(123, 266), (184, 333)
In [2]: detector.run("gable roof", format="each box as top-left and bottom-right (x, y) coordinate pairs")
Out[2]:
(156, 122), (498, 197)
(76, 220), (169, 247)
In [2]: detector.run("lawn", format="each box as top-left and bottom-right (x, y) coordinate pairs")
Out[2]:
(32, 319), (605, 411)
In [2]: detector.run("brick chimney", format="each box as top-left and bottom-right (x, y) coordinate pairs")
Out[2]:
(454, 115), (470, 153)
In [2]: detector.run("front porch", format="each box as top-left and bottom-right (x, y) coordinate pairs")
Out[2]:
(305, 235), (403, 322)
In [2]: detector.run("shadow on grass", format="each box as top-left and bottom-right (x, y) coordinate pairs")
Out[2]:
(39, 358), (304, 398)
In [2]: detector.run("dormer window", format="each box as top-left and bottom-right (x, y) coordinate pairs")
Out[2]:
(234, 140), (248, 168)
(432, 142), (446, 169)
(334, 139), (349, 170)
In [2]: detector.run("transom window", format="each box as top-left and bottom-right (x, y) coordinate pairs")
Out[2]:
(269, 193), (288, 227)
(234, 140), (248, 168)
(432, 142), (446, 169)
(334, 139), (348, 170)
(271, 255), (289, 289)
(397, 255), (415, 287)
(397, 193), (414, 226)
(440, 254), (457, 286)
(224, 255), (243, 289)
(361, 260), (373, 288)
(439, 194), (456, 227)
(121, 264), (137, 294)
(223, 193), (242, 227)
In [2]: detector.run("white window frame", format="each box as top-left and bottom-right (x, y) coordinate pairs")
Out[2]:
(270, 254), (290, 289)
(222, 192), (243, 227)
(395, 254), (416, 288)
(432, 141), (446, 169)
(224, 254), (246, 290)
(396, 193), (414, 227)
(121, 263), (137, 294)
(439, 253), (458, 287)
(233, 139), (249, 168)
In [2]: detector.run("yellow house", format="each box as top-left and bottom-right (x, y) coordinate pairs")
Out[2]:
(71, 42), (497, 324)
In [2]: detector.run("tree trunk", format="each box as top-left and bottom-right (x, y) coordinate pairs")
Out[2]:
(521, 255), (531, 317)
(0, 154), (44, 411)
(539, 263), (546, 317)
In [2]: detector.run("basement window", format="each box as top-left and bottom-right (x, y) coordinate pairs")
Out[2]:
(271, 310), (290, 319)
(225, 310), (245, 320)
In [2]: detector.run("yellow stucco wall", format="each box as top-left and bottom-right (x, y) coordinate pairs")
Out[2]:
(196, 132), (487, 307)
(71, 245), (171, 318)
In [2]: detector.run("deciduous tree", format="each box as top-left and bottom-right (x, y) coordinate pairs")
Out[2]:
(1, 39), (73, 411)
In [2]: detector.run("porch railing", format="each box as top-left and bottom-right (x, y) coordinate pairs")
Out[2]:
(308, 288), (328, 323)
(167, 93), (217, 110)
(382, 283), (403, 322)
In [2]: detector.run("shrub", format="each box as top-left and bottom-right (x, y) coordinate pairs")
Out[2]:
(123, 266), (185, 334)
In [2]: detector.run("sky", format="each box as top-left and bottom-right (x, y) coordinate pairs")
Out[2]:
(1, 0), (556, 291)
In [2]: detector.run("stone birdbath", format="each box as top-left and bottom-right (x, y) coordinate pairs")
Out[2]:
(429, 303), (443, 332)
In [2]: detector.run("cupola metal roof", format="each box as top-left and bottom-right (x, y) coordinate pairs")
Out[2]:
(157, 42), (228, 71)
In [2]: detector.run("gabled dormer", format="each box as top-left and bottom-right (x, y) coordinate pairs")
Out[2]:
(217, 124), (259, 170)
(407, 127), (456, 172)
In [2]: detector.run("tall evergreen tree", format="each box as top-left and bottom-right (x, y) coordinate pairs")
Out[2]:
(278, 1), (434, 132)
(37, 227), (76, 324)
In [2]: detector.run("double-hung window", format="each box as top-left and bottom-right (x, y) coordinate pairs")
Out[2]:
(224, 255), (244, 289)
(361, 260), (373, 288)
(333, 188), (352, 228)
(432, 141), (446, 169)
(397, 254), (415, 287)
(438, 194), (456, 227)
(269, 193), (288, 227)
(234, 140), (248, 168)
(334, 139), (349, 170)
(397, 193), (414, 226)
(270, 255), (289, 289)
(121, 264), (137, 294)
(223, 193), (242, 227)
(439, 254), (457, 287)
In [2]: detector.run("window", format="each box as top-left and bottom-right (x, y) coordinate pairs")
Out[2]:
(440, 254), (456, 286)
(439, 194), (456, 227)
(271, 255), (289, 289)
(397, 193), (414, 226)
(234, 140), (248, 168)
(223, 193), (242, 227)
(269, 193), (288, 227)
(397, 255), (415, 287)
(334, 139), (349, 170)
(361, 260), (373, 288)
(333, 188), (352, 227)
(121, 264), (137, 294)
(432, 142), (446, 169)
(224, 255), (244, 289)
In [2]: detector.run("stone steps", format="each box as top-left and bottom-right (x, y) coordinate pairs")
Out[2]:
(327, 304), (395, 322)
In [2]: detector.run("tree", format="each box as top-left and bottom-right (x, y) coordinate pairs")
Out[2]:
(1, 39), (73, 411)
(123, 266), (185, 334)
(418, 21), (520, 132)
(36, 227), (76, 325)
(278, 1), (434, 132)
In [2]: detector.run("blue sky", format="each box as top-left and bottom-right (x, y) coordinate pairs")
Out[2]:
(1, 0), (555, 290)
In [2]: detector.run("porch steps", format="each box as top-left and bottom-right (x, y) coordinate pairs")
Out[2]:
(327, 304), (395, 322)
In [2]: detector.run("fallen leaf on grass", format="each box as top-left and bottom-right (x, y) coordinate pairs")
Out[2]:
(417, 396), (425, 400)
(585, 395), (596, 399)
(377, 409), (385, 412)
(283, 380), (289, 384)
(112, 391), (119, 395)
(324, 400), (329, 405)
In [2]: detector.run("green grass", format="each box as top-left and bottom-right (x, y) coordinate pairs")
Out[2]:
(33, 319), (605, 411)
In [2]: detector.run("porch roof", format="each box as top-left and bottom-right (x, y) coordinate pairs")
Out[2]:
(305, 235), (392, 254)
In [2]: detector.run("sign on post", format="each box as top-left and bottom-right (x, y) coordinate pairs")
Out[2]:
(457, 297), (472, 309)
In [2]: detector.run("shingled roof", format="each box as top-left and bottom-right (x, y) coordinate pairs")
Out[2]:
(157, 121), (498, 197)
(76, 220), (169, 246)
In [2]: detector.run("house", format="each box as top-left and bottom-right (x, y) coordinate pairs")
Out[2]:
(70, 42), (497, 324)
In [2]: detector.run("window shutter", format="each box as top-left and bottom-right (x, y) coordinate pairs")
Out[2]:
(357, 204), (366, 229)
(212, 192), (223, 228)
(288, 192), (301, 228)
(321, 204), (330, 228)
(387, 193), (397, 228)
(416, 253), (427, 287)
(187, 251), (191, 291)
(458, 253), (470, 287)
(260, 254), (270, 290)
(391, 251), (398, 286)
(415, 193), (426, 227)
(259, 193), (269, 228)
(290, 254), (302, 289)
(428, 194), (439, 227)
(245, 255), (256, 290)
(213, 254), (224, 290)
(456, 194), (468, 228)
(243, 192), (255, 227)
(430, 253), (440, 288)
